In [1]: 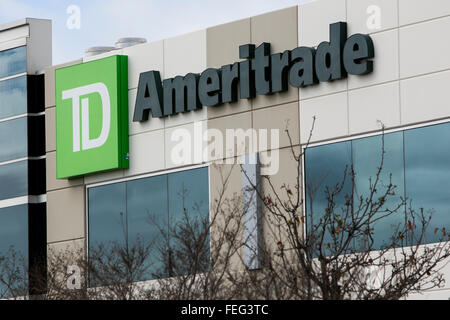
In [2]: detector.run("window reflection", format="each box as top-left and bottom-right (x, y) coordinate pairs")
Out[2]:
(0, 161), (28, 200)
(0, 204), (28, 259)
(305, 141), (352, 227)
(305, 141), (352, 255)
(88, 182), (126, 247)
(168, 168), (210, 274)
(305, 122), (450, 251)
(0, 204), (29, 296)
(88, 167), (209, 282)
(0, 117), (27, 162)
(169, 168), (209, 227)
(0, 76), (27, 120)
(127, 175), (168, 279)
(352, 132), (405, 250)
(0, 46), (26, 79)
(405, 123), (450, 244)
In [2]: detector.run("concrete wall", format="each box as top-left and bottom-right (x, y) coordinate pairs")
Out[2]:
(44, 0), (450, 298)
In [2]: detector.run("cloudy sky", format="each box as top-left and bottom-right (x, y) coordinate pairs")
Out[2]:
(0, 0), (312, 64)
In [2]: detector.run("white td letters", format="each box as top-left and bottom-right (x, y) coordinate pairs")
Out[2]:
(62, 82), (111, 152)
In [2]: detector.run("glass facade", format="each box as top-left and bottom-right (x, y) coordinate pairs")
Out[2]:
(0, 117), (28, 162)
(88, 167), (209, 282)
(0, 43), (46, 296)
(404, 123), (450, 244)
(0, 204), (28, 260)
(0, 76), (27, 120)
(0, 46), (26, 79)
(0, 204), (29, 296)
(0, 160), (28, 201)
(305, 122), (450, 250)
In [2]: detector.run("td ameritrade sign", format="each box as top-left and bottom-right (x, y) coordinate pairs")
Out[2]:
(55, 55), (129, 179)
(133, 22), (374, 123)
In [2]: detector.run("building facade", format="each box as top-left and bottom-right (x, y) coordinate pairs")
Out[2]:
(0, 18), (51, 294)
(0, 0), (449, 299)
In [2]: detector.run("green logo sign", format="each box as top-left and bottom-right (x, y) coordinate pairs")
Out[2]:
(55, 55), (129, 179)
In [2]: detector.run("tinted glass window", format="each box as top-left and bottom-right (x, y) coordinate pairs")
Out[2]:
(168, 168), (210, 274)
(88, 182), (126, 247)
(305, 123), (450, 251)
(127, 175), (168, 278)
(405, 123), (450, 244)
(0, 161), (28, 200)
(0, 204), (28, 296)
(0, 46), (26, 79)
(0, 117), (27, 162)
(169, 168), (209, 226)
(0, 76), (27, 120)
(352, 132), (405, 249)
(305, 141), (352, 227)
(88, 167), (209, 282)
(0, 204), (28, 258)
(306, 136), (406, 252)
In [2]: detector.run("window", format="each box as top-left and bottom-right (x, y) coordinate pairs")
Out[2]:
(0, 76), (27, 120)
(352, 132), (404, 250)
(0, 117), (27, 162)
(404, 122), (450, 244)
(305, 140), (352, 229)
(0, 46), (26, 79)
(88, 167), (209, 282)
(0, 160), (28, 201)
(0, 204), (28, 258)
(305, 123), (450, 250)
(0, 204), (28, 296)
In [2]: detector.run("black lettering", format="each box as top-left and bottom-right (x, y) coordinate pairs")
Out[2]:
(134, 22), (375, 123)
(198, 68), (221, 107)
(133, 70), (163, 121)
(315, 22), (347, 82)
(289, 47), (318, 88)
(252, 42), (271, 95)
(343, 33), (374, 75)
(163, 73), (201, 116)
(271, 50), (291, 93)
(239, 44), (255, 99)
(221, 62), (239, 103)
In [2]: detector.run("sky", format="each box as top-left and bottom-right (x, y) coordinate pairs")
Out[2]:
(0, 0), (312, 65)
